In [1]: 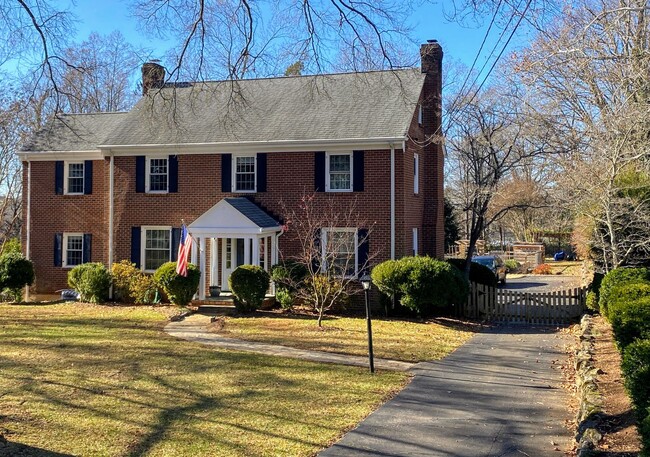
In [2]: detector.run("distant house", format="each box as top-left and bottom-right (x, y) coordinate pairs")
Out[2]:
(20, 41), (445, 299)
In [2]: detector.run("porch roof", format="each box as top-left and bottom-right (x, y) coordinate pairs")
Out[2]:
(188, 198), (281, 236)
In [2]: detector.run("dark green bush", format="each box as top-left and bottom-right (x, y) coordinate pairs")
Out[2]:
(621, 339), (650, 421)
(0, 252), (35, 301)
(641, 408), (650, 457)
(229, 265), (270, 313)
(504, 259), (520, 273)
(270, 261), (307, 311)
(399, 256), (468, 317)
(590, 271), (605, 296)
(153, 262), (200, 306)
(68, 263), (111, 303)
(585, 291), (599, 312)
(610, 296), (650, 350)
(446, 258), (497, 287)
(371, 259), (408, 300)
(599, 267), (650, 318)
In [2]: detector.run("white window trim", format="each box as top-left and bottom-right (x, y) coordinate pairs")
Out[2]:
(413, 227), (419, 256)
(141, 225), (172, 273)
(145, 156), (169, 194)
(64, 161), (85, 195)
(414, 153), (420, 195)
(325, 151), (353, 193)
(62, 232), (84, 268)
(321, 227), (358, 278)
(232, 153), (257, 193)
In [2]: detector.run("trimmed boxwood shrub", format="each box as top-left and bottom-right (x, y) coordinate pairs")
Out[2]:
(585, 291), (599, 312)
(641, 408), (650, 456)
(270, 261), (308, 290)
(610, 296), (650, 350)
(0, 252), (35, 301)
(600, 267), (650, 318)
(399, 256), (468, 317)
(229, 265), (270, 313)
(621, 339), (650, 421)
(371, 259), (408, 300)
(153, 262), (200, 306)
(68, 263), (111, 303)
(446, 258), (497, 287)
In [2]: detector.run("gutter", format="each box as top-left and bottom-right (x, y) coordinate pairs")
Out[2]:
(25, 161), (31, 301)
(108, 153), (114, 267)
(390, 144), (395, 260)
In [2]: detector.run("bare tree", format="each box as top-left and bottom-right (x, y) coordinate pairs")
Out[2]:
(512, 0), (650, 269)
(279, 193), (375, 327)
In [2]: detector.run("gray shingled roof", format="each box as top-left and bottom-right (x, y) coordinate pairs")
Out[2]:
(22, 69), (424, 153)
(104, 69), (424, 146)
(225, 198), (279, 228)
(22, 112), (129, 152)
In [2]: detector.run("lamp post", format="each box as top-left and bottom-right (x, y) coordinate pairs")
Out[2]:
(360, 274), (375, 373)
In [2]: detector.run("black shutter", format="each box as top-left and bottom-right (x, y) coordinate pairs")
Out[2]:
(171, 227), (181, 261)
(84, 160), (93, 195)
(257, 153), (267, 192)
(221, 154), (232, 192)
(54, 233), (63, 267)
(353, 150), (364, 192)
(357, 229), (369, 275)
(312, 228), (322, 272)
(55, 161), (64, 195)
(135, 156), (145, 193)
(131, 227), (141, 268)
(169, 155), (179, 193)
(314, 152), (325, 192)
(83, 234), (92, 263)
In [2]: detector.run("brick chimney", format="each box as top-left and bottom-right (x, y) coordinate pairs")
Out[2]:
(141, 61), (165, 96)
(420, 39), (443, 76)
(419, 40), (445, 259)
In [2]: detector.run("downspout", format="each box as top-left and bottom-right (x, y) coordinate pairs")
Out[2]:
(108, 153), (114, 298)
(25, 161), (32, 301)
(390, 144), (395, 260)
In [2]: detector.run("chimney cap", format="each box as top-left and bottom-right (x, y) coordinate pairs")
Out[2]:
(427, 39), (438, 43)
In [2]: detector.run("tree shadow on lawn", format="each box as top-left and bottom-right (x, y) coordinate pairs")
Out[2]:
(0, 441), (76, 456)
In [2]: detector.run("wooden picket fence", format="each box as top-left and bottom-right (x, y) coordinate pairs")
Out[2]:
(465, 282), (587, 325)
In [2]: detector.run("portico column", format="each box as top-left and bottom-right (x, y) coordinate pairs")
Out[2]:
(199, 237), (207, 300)
(210, 237), (218, 286)
(244, 237), (251, 265)
(252, 237), (260, 266)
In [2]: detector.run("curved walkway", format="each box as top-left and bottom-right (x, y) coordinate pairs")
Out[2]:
(165, 314), (415, 371)
(166, 315), (573, 456)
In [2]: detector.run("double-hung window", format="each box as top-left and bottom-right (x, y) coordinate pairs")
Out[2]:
(65, 162), (85, 195)
(147, 157), (169, 192)
(414, 153), (420, 194)
(233, 155), (256, 192)
(142, 227), (171, 272)
(326, 152), (353, 192)
(63, 233), (84, 267)
(322, 228), (358, 277)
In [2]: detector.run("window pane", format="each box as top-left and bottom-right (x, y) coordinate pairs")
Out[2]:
(329, 155), (350, 172)
(235, 156), (255, 191)
(144, 229), (170, 270)
(329, 173), (351, 190)
(325, 230), (356, 276)
(149, 158), (168, 192)
(68, 163), (84, 193)
(329, 154), (351, 190)
(66, 235), (83, 266)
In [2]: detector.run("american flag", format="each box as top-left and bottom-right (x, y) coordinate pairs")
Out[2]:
(176, 224), (193, 277)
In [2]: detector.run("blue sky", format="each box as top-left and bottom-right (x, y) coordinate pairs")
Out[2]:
(66, 0), (526, 79)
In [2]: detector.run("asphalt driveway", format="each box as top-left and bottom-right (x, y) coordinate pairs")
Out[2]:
(503, 274), (582, 292)
(319, 325), (572, 457)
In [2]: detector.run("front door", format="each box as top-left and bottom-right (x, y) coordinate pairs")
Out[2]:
(221, 238), (246, 291)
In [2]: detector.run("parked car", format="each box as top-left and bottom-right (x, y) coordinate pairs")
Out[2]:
(472, 254), (507, 285)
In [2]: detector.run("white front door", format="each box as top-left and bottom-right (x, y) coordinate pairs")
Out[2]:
(221, 238), (246, 291)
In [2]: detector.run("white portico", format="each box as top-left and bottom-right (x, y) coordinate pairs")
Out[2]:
(188, 198), (282, 300)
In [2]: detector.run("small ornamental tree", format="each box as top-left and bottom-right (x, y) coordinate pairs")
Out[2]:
(0, 253), (35, 301)
(153, 262), (200, 307)
(279, 193), (376, 327)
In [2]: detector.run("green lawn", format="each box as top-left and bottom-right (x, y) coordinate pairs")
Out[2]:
(216, 313), (477, 363)
(0, 303), (407, 457)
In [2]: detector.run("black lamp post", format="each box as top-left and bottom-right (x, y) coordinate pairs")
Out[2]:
(360, 274), (375, 373)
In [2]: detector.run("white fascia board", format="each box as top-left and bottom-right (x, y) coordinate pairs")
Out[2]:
(18, 150), (105, 162)
(188, 226), (281, 236)
(100, 137), (406, 155)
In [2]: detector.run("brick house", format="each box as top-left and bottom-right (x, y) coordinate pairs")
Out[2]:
(20, 41), (445, 299)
